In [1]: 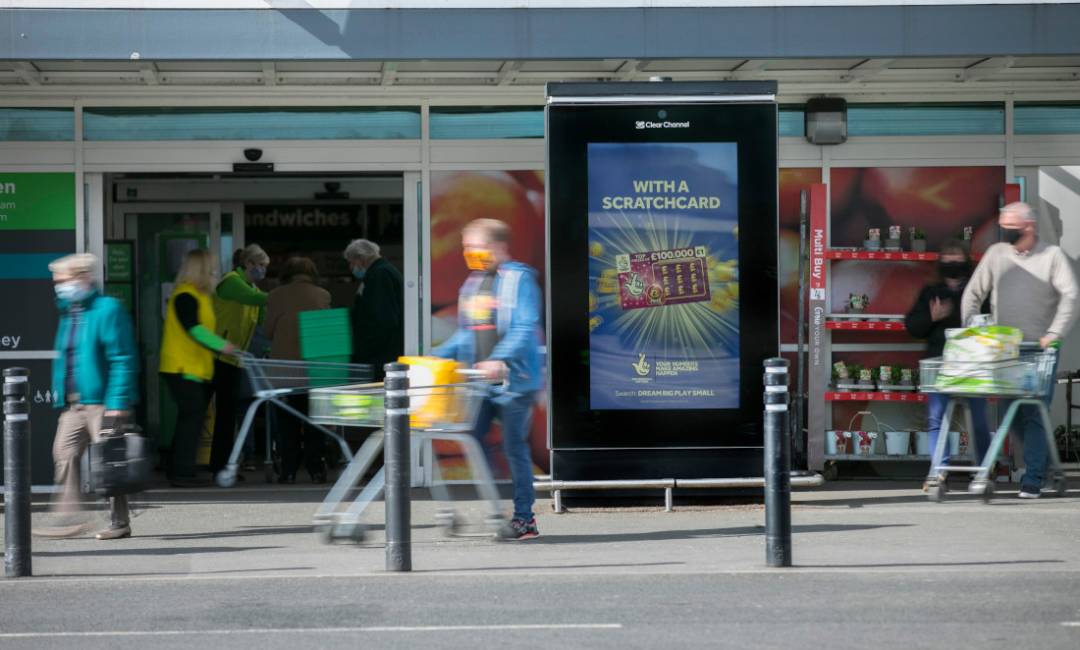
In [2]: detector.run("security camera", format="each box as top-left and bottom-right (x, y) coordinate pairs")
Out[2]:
(243, 148), (263, 162)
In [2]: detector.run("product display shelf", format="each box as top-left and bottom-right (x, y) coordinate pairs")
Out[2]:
(824, 454), (931, 462)
(826, 391), (926, 403)
(825, 249), (938, 261)
(825, 318), (906, 331)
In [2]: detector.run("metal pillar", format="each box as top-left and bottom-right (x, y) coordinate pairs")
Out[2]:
(764, 358), (792, 567)
(383, 362), (411, 572)
(4, 367), (32, 578)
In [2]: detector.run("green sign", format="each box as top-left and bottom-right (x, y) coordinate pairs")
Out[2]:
(105, 241), (134, 282)
(104, 283), (134, 313)
(0, 172), (76, 230)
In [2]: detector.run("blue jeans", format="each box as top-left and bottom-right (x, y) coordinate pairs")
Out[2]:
(474, 390), (536, 521)
(1002, 351), (1059, 491)
(927, 393), (991, 466)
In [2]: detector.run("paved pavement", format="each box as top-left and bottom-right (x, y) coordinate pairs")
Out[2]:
(2, 476), (1080, 649)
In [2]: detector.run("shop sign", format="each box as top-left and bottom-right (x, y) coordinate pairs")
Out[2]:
(0, 173), (76, 231)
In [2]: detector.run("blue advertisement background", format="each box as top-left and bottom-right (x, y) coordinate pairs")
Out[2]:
(588, 142), (740, 410)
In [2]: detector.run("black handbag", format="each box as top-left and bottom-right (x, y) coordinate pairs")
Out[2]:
(86, 423), (154, 497)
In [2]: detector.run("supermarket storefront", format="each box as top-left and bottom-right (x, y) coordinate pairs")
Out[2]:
(3, 1), (1080, 482)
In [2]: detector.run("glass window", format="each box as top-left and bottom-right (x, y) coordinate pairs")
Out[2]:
(430, 106), (544, 139)
(1014, 104), (1080, 135)
(847, 104), (1005, 136)
(778, 107), (805, 138)
(0, 108), (74, 141)
(83, 107), (421, 141)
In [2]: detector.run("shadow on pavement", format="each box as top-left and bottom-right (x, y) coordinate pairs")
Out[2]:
(416, 561), (687, 573)
(529, 522), (910, 545)
(33, 545), (284, 557)
(799, 559), (1064, 569)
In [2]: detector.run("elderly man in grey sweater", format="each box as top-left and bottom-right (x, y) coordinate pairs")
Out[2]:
(961, 201), (1079, 498)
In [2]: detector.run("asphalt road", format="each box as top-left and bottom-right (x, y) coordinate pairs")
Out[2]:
(0, 571), (1079, 649)
(2, 480), (1080, 649)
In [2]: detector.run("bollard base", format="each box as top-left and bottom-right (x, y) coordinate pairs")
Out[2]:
(385, 543), (413, 572)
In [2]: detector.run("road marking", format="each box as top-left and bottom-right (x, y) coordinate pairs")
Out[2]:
(0, 624), (622, 639)
(1062, 622), (1080, 627)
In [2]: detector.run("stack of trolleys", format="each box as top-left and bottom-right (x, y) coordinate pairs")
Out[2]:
(919, 342), (1067, 502)
(309, 364), (504, 543)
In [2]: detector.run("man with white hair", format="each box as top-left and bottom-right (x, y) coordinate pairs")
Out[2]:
(35, 253), (137, 539)
(962, 201), (1079, 498)
(343, 238), (403, 380)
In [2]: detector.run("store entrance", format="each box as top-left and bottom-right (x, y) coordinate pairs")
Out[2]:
(106, 174), (408, 447)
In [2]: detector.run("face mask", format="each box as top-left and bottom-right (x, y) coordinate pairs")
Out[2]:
(464, 249), (495, 272)
(1001, 227), (1024, 245)
(939, 261), (969, 280)
(352, 267), (366, 280)
(248, 266), (266, 282)
(55, 280), (89, 303)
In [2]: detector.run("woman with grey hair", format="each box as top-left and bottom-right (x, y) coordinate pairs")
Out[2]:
(343, 238), (404, 380)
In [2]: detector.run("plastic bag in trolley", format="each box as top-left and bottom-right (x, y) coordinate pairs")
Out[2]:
(86, 423), (154, 497)
(936, 325), (1031, 393)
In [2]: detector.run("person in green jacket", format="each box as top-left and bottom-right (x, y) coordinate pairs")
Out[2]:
(35, 253), (138, 540)
(207, 243), (268, 476)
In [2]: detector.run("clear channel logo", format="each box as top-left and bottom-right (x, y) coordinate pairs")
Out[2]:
(635, 120), (691, 130)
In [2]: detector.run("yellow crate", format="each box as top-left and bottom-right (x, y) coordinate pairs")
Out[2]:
(399, 356), (466, 429)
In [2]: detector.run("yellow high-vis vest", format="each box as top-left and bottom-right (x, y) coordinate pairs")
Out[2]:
(159, 283), (216, 381)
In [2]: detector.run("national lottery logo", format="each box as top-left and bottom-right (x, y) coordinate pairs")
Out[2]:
(632, 353), (651, 377)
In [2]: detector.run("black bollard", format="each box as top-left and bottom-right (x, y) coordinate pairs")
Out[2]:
(383, 362), (411, 572)
(763, 358), (792, 567)
(4, 367), (32, 578)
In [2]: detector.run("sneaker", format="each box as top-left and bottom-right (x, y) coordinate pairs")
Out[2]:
(499, 517), (539, 541)
(95, 524), (131, 540)
(1018, 487), (1042, 499)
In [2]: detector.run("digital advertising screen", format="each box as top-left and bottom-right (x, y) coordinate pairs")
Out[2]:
(587, 142), (740, 411)
(547, 82), (778, 454)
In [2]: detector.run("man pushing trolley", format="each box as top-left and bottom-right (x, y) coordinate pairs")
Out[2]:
(922, 201), (1077, 501)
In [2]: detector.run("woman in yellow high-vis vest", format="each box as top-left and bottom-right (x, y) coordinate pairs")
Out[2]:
(159, 250), (237, 487)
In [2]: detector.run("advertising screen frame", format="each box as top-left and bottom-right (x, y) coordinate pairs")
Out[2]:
(546, 82), (779, 456)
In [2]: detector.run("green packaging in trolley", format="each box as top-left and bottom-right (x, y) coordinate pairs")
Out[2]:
(936, 326), (1030, 393)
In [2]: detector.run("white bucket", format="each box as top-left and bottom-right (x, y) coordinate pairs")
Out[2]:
(850, 431), (880, 457)
(914, 431), (930, 456)
(825, 430), (851, 455)
(948, 431), (962, 456)
(884, 431), (911, 456)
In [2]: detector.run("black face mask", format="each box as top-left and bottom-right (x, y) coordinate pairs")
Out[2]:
(1001, 227), (1024, 245)
(939, 261), (969, 280)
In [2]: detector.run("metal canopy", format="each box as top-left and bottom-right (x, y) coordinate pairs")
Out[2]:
(1, 57), (1079, 102)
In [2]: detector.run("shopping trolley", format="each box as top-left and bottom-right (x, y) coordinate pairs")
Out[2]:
(214, 354), (375, 488)
(308, 367), (504, 543)
(919, 343), (1067, 502)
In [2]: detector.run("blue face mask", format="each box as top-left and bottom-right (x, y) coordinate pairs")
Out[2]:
(55, 280), (90, 303)
(352, 268), (366, 280)
(248, 265), (267, 282)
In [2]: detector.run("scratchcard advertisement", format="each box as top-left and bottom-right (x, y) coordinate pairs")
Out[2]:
(587, 142), (740, 410)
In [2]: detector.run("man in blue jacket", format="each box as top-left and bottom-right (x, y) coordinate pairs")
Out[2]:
(433, 219), (543, 540)
(35, 253), (138, 540)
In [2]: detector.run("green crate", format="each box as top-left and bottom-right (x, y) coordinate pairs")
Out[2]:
(298, 308), (352, 360)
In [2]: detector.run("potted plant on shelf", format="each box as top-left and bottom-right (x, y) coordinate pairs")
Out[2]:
(910, 228), (927, 253)
(885, 225), (902, 251)
(858, 366), (875, 390)
(847, 293), (869, 315)
(864, 227), (882, 251)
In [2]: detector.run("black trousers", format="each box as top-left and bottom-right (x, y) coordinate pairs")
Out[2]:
(163, 373), (210, 479)
(273, 394), (324, 479)
(208, 360), (249, 473)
